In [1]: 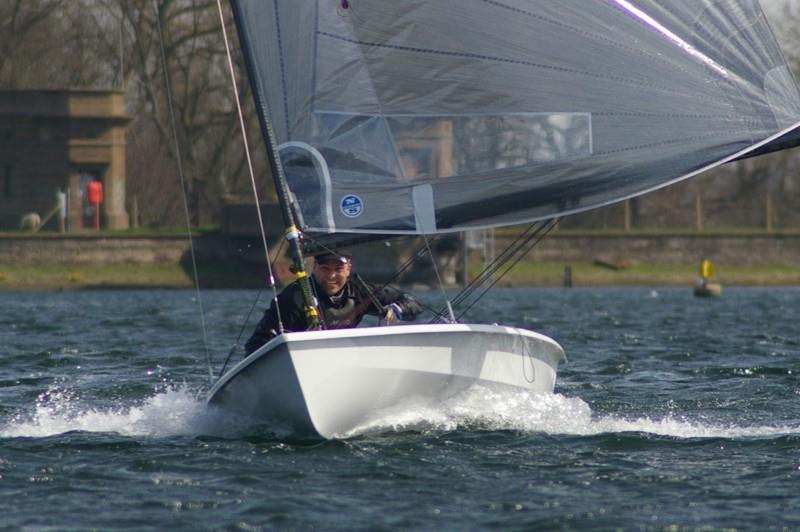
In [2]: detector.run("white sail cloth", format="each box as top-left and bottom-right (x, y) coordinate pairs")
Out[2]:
(232, 0), (800, 234)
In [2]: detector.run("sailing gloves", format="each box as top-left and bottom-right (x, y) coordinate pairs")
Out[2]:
(384, 295), (424, 322)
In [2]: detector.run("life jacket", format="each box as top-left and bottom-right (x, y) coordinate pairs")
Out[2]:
(315, 280), (373, 329)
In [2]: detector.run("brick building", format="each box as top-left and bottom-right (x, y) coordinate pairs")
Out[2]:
(0, 89), (130, 230)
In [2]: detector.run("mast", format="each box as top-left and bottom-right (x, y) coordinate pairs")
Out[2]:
(229, 0), (321, 331)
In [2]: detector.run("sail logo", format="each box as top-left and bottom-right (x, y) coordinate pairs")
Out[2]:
(340, 194), (363, 218)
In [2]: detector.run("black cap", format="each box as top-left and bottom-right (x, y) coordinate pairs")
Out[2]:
(313, 250), (352, 264)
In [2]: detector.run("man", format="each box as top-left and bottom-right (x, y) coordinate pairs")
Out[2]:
(244, 250), (424, 355)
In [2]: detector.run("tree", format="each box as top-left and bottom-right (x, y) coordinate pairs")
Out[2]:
(1, 0), (272, 227)
(0, 1), (97, 88)
(104, 0), (270, 227)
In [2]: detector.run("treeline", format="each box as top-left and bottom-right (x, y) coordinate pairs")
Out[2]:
(1, 1), (799, 230)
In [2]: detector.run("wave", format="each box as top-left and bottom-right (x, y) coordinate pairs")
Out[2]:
(342, 385), (800, 440)
(2, 383), (798, 441)
(0, 384), (208, 439)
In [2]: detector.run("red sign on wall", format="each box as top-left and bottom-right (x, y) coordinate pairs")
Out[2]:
(87, 180), (104, 205)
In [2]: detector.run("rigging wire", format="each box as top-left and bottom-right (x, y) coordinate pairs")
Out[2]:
(429, 224), (540, 322)
(211, 0), (291, 379)
(303, 234), (438, 293)
(152, 0), (212, 382)
(215, 240), (286, 379)
(429, 219), (560, 323)
(448, 223), (544, 317)
(424, 235), (456, 323)
(300, 234), (442, 318)
(453, 223), (544, 306)
(216, 0), (284, 328)
(456, 218), (560, 321)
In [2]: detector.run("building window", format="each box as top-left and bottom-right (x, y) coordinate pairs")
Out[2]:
(2, 165), (11, 199)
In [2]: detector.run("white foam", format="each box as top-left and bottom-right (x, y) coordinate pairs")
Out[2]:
(3, 383), (798, 441)
(342, 385), (800, 440)
(0, 384), (208, 439)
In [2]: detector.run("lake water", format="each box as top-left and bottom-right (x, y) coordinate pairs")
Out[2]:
(1, 287), (798, 530)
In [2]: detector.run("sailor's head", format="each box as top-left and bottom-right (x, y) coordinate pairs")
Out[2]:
(312, 250), (352, 296)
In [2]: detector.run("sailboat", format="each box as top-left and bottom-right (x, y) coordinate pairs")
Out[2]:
(207, 0), (800, 439)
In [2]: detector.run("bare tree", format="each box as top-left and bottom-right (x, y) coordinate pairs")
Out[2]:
(0, 0), (70, 87)
(2, 0), (271, 227)
(110, 0), (271, 227)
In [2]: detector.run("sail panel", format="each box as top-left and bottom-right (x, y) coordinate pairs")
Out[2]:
(232, 0), (800, 234)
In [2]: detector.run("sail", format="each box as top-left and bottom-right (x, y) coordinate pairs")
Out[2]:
(231, 0), (800, 235)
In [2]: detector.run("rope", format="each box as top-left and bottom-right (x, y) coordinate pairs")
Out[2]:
(427, 219), (560, 323)
(429, 224), (539, 323)
(352, 273), (389, 325)
(456, 223), (543, 305)
(299, 234), (442, 320)
(212, 0), (297, 379)
(456, 219), (560, 321)
(424, 235), (456, 323)
(302, 234), (437, 294)
(216, 0), (284, 331)
(153, 0), (212, 381)
(520, 330), (535, 383)
(216, 240), (286, 379)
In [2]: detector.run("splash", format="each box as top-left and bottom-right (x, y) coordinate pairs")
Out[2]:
(4, 383), (799, 441)
(342, 385), (800, 440)
(0, 384), (209, 439)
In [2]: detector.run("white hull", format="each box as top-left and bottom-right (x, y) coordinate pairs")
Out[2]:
(207, 323), (565, 439)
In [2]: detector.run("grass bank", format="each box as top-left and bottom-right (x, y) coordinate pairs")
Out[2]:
(488, 261), (800, 287)
(0, 264), (194, 291)
(2, 261), (800, 291)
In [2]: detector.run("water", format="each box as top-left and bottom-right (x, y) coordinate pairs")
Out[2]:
(1, 287), (799, 530)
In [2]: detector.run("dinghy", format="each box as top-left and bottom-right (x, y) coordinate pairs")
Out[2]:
(205, 0), (800, 437)
(208, 324), (565, 438)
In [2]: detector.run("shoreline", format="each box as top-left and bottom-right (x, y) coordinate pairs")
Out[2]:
(2, 262), (799, 292)
(3, 230), (800, 291)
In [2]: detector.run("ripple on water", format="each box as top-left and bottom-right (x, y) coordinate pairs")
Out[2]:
(1, 288), (800, 529)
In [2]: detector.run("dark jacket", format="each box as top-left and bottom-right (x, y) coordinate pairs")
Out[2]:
(244, 275), (422, 355)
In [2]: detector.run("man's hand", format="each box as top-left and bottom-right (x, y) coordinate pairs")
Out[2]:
(382, 303), (402, 323)
(390, 296), (423, 321)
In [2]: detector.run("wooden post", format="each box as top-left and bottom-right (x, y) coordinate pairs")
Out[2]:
(57, 190), (66, 233)
(462, 231), (469, 288)
(65, 185), (71, 233)
(132, 196), (139, 228)
(766, 191), (773, 233)
(694, 189), (703, 231)
(623, 200), (631, 231)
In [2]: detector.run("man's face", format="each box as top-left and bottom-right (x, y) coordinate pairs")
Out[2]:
(313, 260), (352, 296)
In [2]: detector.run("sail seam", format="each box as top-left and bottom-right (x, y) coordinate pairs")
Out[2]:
(316, 31), (718, 100)
(482, 0), (707, 83)
(591, 111), (753, 122)
(593, 131), (745, 156)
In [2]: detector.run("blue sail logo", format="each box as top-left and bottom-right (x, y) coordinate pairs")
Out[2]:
(340, 194), (363, 218)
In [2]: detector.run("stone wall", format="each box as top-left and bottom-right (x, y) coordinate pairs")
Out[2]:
(525, 232), (800, 266)
(0, 232), (796, 271)
(0, 234), (192, 265)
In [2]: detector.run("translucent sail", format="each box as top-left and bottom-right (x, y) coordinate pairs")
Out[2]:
(231, 0), (800, 234)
